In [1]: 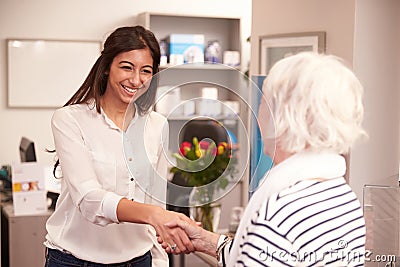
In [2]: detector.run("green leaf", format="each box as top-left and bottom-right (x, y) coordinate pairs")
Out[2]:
(186, 149), (197, 160)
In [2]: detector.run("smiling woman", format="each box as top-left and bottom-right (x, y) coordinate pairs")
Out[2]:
(44, 26), (194, 267)
(101, 48), (155, 124)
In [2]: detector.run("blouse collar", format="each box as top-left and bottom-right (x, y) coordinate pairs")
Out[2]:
(98, 103), (140, 131)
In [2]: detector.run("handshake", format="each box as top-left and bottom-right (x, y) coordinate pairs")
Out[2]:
(154, 210), (226, 259)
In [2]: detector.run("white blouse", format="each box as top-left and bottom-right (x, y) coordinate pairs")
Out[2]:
(44, 101), (169, 266)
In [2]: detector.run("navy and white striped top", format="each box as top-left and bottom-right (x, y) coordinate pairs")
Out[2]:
(231, 177), (365, 266)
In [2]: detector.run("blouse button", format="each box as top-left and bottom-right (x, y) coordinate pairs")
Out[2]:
(130, 178), (134, 182)
(128, 157), (133, 161)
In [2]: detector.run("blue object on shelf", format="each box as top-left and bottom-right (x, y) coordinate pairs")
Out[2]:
(249, 75), (273, 196)
(226, 129), (237, 144)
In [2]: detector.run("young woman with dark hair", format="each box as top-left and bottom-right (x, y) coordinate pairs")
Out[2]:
(44, 26), (193, 267)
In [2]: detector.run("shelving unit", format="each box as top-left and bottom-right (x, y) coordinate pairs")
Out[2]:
(167, 115), (238, 121)
(135, 12), (245, 99)
(159, 63), (241, 70)
(136, 12), (248, 144)
(136, 12), (241, 57)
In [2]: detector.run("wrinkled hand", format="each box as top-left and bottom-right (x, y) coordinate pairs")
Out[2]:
(150, 209), (195, 254)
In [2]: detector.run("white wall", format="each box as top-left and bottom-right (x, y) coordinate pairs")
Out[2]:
(250, 0), (400, 200)
(0, 0), (251, 166)
(250, 0), (356, 74)
(350, 0), (400, 197)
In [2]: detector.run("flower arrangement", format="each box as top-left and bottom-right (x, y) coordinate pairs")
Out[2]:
(170, 137), (237, 231)
(170, 137), (237, 188)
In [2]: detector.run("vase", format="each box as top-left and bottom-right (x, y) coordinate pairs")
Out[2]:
(189, 186), (221, 232)
(190, 202), (221, 232)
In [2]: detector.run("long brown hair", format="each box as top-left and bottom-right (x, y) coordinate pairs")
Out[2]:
(65, 25), (161, 114)
(51, 26), (161, 178)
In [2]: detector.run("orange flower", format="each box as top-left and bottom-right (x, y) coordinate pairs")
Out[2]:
(219, 142), (228, 148)
(217, 144), (225, 155)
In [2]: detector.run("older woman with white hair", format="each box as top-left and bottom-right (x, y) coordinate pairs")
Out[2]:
(161, 52), (368, 266)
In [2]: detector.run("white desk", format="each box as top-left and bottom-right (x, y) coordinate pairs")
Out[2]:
(1, 201), (52, 267)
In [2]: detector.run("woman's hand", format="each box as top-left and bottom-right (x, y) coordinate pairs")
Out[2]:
(149, 208), (196, 254)
(116, 198), (195, 254)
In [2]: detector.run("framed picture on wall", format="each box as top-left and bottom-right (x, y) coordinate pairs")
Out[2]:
(259, 31), (326, 75)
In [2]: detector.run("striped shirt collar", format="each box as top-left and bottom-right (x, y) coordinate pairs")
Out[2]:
(228, 151), (346, 266)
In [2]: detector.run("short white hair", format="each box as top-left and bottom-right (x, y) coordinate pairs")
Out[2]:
(264, 52), (367, 154)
